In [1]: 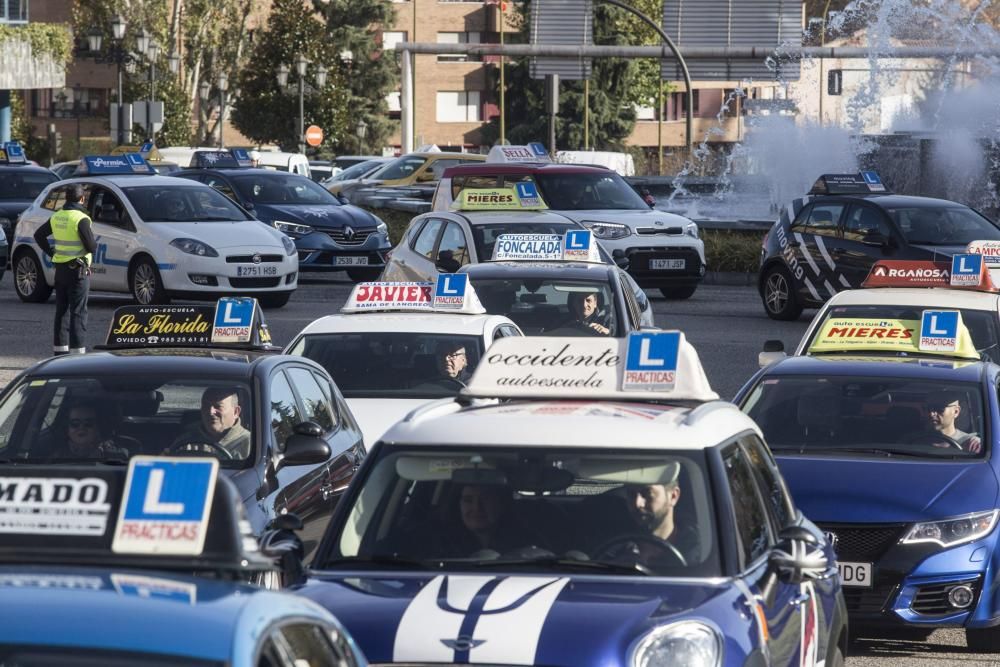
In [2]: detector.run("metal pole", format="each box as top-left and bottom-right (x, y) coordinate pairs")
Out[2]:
(411, 0), (417, 146)
(298, 76), (305, 155)
(583, 78), (589, 150)
(219, 90), (226, 148)
(657, 82), (663, 175)
(599, 0), (693, 151)
(148, 59), (155, 140)
(499, 0), (505, 145)
(117, 62), (124, 145)
(401, 49), (414, 153)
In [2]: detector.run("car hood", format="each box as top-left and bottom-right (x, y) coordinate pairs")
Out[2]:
(345, 398), (432, 445)
(555, 209), (693, 230)
(0, 201), (34, 217)
(149, 220), (286, 250)
(297, 572), (727, 666)
(253, 203), (376, 230)
(776, 455), (999, 523)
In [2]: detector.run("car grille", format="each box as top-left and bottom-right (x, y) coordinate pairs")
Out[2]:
(842, 579), (899, 615)
(817, 523), (907, 562)
(229, 277), (281, 288)
(226, 254), (284, 263)
(912, 578), (980, 616)
(328, 229), (374, 246)
(636, 226), (684, 235)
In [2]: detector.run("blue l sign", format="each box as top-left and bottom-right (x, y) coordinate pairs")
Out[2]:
(515, 182), (539, 199)
(434, 273), (467, 309)
(623, 332), (680, 391)
(951, 254), (983, 286)
(214, 297), (255, 327)
(921, 310), (958, 339)
(565, 230), (591, 250)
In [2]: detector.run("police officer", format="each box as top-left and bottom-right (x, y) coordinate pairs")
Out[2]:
(33, 184), (96, 355)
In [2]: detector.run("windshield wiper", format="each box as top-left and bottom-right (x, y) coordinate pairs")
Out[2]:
(318, 556), (436, 570)
(464, 556), (650, 575)
(795, 446), (940, 458)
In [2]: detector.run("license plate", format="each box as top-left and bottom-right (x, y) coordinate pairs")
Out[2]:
(335, 256), (369, 266)
(838, 561), (873, 587)
(650, 259), (686, 270)
(236, 265), (277, 277)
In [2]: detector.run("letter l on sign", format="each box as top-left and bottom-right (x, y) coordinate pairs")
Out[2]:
(928, 315), (948, 335)
(441, 275), (459, 295)
(960, 256), (975, 273)
(639, 339), (665, 367)
(222, 302), (241, 324)
(143, 469), (184, 514)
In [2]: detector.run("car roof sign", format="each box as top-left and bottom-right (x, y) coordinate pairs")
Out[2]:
(341, 276), (487, 314)
(809, 172), (892, 195)
(230, 148), (253, 167)
(861, 259), (998, 292)
(112, 457), (219, 556)
(453, 185), (549, 211)
(966, 240), (1000, 285)
(807, 313), (979, 359)
(486, 143), (552, 164)
(191, 150), (243, 169)
(462, 332), (719, 401)
(80, 153), (156, 175)
(101, 298), (277, 350)
(0, 141), (27, 164)
(492, 230), (602, 263)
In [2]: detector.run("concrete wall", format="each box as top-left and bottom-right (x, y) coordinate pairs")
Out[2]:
(0, 38), (66, 89)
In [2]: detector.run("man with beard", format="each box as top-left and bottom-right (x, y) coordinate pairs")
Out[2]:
(621, 462), (699, 565)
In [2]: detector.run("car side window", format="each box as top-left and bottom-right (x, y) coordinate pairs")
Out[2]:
(203, 175), (239, 202)
(255, 635), (284, 667)
(42, 186), (69, 211)
(620, 270), (650, 313)
(287, 367), (337, 432)
(412, 219), (444, 259)
(722, 444), (773, 568)
(803, 203), (844, 237)
(844, 204), (891, 242)
(272, 623), (345, 666)
(429, 159), (462, 180)
(451, 174), (498, 199)
(494, 324), (522, 339)
(88, 186), (132, 231)
(436, 221), (470, 272)
(618, 273), (641, 329)
(739, 434), (795, 530)
(270, 371), (303, 451)
(789, 204), (813, 230)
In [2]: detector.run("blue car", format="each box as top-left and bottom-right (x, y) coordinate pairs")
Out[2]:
(281, 333), (848, 666)
(0, 457), (367, 665)
(174, 150), (391, 281)
(737, 352), (1000, 650)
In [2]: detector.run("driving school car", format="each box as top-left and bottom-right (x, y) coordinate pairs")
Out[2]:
(286, 275), (522, 444)
(0, 298), (364, 562)
(758, 172), (1000, 321)
(12, 153), (298, 308)
(284, 333), (847, 667)
(738, 311), (1000, 650)
(0, 457), (367, 665)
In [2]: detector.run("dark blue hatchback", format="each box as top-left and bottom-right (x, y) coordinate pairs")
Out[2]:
(175, 164), (391, 281)
(737, 355), (1000, 650)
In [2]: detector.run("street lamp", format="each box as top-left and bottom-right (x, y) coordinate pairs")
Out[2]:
(81, 14), (137, 145)
(276, 55), (327, 155)
(217, 72), (228, 148)
(356, 119), (368, 155)
(143, 40), (160, 140)
(167, 50), (180, 75)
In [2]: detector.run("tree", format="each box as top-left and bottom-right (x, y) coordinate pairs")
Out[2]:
(230, 0), (350, 152)
(309, 0), (398, 153)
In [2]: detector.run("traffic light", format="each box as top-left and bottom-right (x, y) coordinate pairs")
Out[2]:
(827, 69), (843, 96)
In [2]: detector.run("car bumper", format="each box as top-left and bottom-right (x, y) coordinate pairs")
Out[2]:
(159, 247), (299, 293)
(292, 230), (391, 271)
(616, 243), (706, 286)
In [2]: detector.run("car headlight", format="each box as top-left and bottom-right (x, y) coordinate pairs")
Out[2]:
(273, 220), (314, 236)
(169, 238), (219, 257)
(281, 234), (296, 256)
(376, 220), (388, 236)
(685, 221), (699, 238)
(901, 510), (999, 548)
(630, 621), (721, 667)
(583, 221), (630, 240)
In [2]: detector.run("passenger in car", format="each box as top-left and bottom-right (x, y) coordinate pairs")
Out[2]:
(51, 400), (129, 460)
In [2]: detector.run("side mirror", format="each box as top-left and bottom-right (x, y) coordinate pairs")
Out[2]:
(337, 194), (349, 205)
(769, 526), (828, 586)
(758, 339), (787, 368)
(612, 248), (630, 270)
(276, 422), (331, 471)
(861, 231), (888, 247)
(416, 172), (436, 183)
(244, 201), (255, 210)
(259, 512), (306, 587)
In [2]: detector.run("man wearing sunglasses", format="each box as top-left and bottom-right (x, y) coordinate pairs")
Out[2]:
(922, 391), (983, 454)
(53, 401), (129, 460)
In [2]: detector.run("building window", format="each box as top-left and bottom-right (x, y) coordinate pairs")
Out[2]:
(0, 0), (28, 23)
(437, 31), (481, 62)
(436, 91), (481, 123)
(382, 31), (407, 52)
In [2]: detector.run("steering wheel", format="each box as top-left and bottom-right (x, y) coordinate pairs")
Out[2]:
(910, 431), (964, 450)
(168, 441), (234, 460)
(592, 533), (687, 567)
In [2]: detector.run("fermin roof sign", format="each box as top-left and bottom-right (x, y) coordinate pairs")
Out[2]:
(661, 0), (802, 81)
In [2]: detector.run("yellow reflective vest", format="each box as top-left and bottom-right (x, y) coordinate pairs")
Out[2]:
(50, 208), (92, 266)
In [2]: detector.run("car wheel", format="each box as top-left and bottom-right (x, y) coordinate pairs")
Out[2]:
(258, 291), (292, 308)
(347, 267), (383, 282)
(827, 645), (845, 667)
(13, 250), (52, 303)
(659, 284), (697, 300)
(130, 257), (170, 305)
(761, 265), (803, 321)
(966, 627), (1000, 651)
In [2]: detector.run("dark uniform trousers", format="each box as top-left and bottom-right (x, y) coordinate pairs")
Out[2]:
(53, 261), (89, 354)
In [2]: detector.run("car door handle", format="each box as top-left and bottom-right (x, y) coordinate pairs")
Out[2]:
(789, 593), (811, 607)
(320, 483), (336, 501)
(831, 246), (846, 255)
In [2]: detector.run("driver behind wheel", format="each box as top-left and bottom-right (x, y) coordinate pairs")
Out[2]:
(917, 391), (982, 453)
(622, 462), (700, 564)
(169, 387), (250, 459)
(566, 291), (612, 336)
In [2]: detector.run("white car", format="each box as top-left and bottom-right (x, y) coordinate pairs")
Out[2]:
(284, 277), (523, 443)
(12, 156), (298, 307)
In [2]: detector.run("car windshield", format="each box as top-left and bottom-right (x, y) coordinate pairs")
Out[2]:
(231, 173), (341, 205)
(289, 333), (483, 399)
(122, 185), (252, 222)
(472, 277), (620, 336)
(470, 221), (579, 260)
(322, 445), (721, 577)
(805, 304), (1000, 363)
(742, 375), (986, 458)
(329, 160), (383, 183)
(371, 156), (428, 181)
(0, 171), (57, 200)
(533, 172), (649, 210)
(889, 205), (1000, 245)
(0, 376), (254, 466)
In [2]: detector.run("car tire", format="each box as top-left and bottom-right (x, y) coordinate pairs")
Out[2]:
(13, 250), (52, 303)
(827, 645), (845, 667)
(347, 267), (383, 283)
(966, 627), (1000, 652)
(659, 284), (697, 300)
(130, 257), (170, 305)
(761, 265), (803, 321)
(258, 291), (292, 308)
